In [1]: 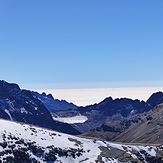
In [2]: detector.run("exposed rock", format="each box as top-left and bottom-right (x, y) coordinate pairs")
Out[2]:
(0, 80), (80, 135)
(114, 103), (163, 144)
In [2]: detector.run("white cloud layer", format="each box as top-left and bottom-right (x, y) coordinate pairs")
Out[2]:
(37, 87), (163, 107)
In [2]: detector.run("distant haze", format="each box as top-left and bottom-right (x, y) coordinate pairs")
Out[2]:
(37, 87), (163, 107)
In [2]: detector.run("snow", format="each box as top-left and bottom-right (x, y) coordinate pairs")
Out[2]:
(0, 119), (101, 162)
(20, 108), (28, 114)
(35, 107), (38, 110)
(0, 146), (3, 152)
(128, 145), (156, 157)
(131, 154), (138, 159)
(108, 142), (125, 151)
(53, 115), (88, 124)
(138, 146), (156, 157)
(0, 118), (161, 162)
(4, 109), (13, 121)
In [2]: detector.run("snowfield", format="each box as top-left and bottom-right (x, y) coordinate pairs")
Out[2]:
(0, 119), (163, 162)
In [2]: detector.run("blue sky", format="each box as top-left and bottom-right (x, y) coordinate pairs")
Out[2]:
(0, 0), (163, 90)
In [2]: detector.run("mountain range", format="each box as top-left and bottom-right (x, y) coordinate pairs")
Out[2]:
(1, 80), (163, 161)
(2, 80), (163, 141)
(0, 80), (80, 135)
(51, 93), (163, 149)
(2, 80), (163, 139)
(54, 91), (163, 139)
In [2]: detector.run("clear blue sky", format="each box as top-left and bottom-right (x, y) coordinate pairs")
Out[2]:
(0, 0), (163, 89)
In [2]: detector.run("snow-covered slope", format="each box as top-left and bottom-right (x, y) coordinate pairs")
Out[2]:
(0, 119), (163, 162)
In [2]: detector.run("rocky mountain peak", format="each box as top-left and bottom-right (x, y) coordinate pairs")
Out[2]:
(146, 91), (163, 108)
(33, 91), (77, 112)
(0, 80), (20, 98)
(0, 80), (80, 135)
(42, 92), (54, 100)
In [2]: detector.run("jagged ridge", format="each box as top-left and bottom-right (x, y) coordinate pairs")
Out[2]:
(0, 80), (80, 135)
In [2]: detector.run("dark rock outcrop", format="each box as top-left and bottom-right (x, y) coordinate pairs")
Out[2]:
(0, 80), (80, 135)
(32, 91), (77, 112)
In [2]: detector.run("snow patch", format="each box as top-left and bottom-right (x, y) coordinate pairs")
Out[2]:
(34, 107), (38, 110)
(20, 108), (28, 114)
(4, 109), (13, 121)
(128, 145), (156, 157)
(108, 142), (125, 151)
(131, 154), (138, 159)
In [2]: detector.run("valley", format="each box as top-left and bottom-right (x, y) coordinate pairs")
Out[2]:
(1, 80), (163, 162)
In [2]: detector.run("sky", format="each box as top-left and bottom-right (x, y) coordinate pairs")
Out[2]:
(0, 0), (163, 90)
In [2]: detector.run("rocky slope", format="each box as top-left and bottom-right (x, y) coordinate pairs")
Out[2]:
(0, 118), (163, 163)
(114, 103), (163, 144)
(32, 91), (77, 112)
(55, 97), (147, 133)
(0, 80), (80, 135)
(54, 91), (163, 141)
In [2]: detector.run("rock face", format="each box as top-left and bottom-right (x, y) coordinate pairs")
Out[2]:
(0, 119), (163, 163)
(32, 91), (77, 112)
(114, 103), (163, 144)
(55, 91), (163, 141)
(55, 97), (150, 133)
(0, 80), (80, 135)
(146, 91), (163, 109)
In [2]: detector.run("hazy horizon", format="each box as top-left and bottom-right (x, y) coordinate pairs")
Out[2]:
(36, 87), (163, 106)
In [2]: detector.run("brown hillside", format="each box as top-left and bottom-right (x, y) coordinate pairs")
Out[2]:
(114, 103), (163, 144)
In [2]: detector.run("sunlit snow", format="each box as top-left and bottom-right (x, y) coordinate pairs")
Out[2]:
(0, 119), (161, 162)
